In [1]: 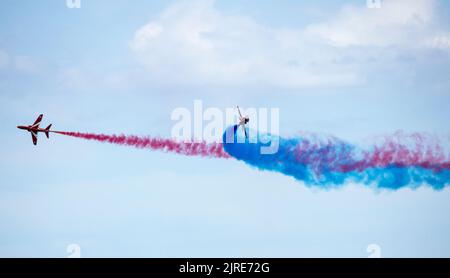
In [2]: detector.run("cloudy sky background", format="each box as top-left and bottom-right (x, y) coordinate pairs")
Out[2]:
(1, 0), (450, 257)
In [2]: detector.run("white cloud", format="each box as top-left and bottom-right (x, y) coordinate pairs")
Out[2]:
(304, 0), (436, 48)
(423, 34), (450, 50)
(130, 0), (447, 89)
(130, 0), (362, 89)
(0, 50), (39, 73)
(14, 56), (38, 73)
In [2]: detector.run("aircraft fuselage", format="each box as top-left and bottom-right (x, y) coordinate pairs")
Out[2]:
(17, 125), (48, 133)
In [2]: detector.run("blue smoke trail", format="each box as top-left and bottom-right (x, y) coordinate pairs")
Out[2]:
(222, 125), (450, 190)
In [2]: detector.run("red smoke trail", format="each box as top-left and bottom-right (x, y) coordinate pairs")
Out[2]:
(54, 131), (231, 159)
(293, 131), (450, 173)
(355, 132), (450, 172)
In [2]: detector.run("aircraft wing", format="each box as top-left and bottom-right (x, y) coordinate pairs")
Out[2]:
(32, 114), (43, 128)
(237, 106), (243, 119)
(241, 125), (248, 139)
(31, 131), (38, 145)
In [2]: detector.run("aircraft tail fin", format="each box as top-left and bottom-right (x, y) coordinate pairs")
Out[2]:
(45, 124), (52, 139)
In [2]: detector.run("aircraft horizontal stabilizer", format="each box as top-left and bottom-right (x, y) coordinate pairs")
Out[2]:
(45, 124), (52, 139)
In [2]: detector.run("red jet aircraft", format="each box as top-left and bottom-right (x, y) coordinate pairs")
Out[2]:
(17, 114), (52, 145)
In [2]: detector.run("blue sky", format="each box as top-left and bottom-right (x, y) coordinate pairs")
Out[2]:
(1, 0), (450, 257)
